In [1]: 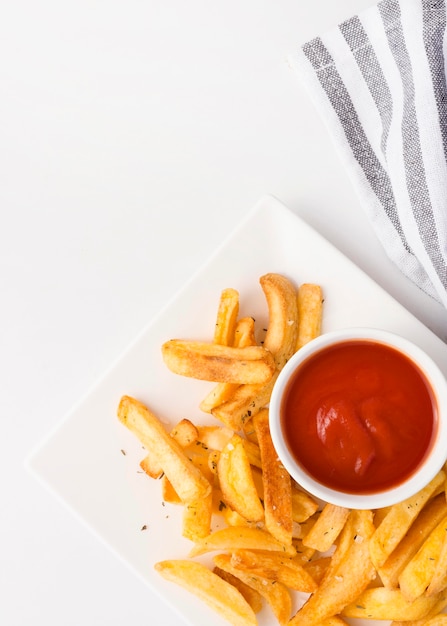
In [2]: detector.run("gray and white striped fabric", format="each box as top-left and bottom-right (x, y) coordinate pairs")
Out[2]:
(292, 0), (447, 308)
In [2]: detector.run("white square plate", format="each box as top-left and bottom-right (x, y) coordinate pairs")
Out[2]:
(27, 195), (447, 626)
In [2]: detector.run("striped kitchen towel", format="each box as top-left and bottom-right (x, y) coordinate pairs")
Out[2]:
(292, 0), (447, 308)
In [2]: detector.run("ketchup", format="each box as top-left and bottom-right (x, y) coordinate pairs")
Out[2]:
(281, 340), (436, 494)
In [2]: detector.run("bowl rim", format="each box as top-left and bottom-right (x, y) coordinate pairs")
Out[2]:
(269, 327), (447, 509)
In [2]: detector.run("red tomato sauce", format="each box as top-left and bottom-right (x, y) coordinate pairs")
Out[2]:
(281, 340), (436, 494)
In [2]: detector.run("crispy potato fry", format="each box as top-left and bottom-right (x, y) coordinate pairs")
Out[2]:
(253, 408), (293, 546)
(212, 273), (299, 429)
(161, 475), (182, 504)
(296, 283), (323, 349)
(140, 417), (199, 479)
(200, 381), (242, 414)
(214, 553), (292, 626)
(189, 526), (297, 557)
(196, 425), (233, 451)
(378, 493), (447, 589)
(213, 288), (239, 345)
(260, 273), (299, 369)
(217, 434), (264, 522)
(155, 560), (257, 626)
(182, 455), (214, 541)
(289, 510), (376, 626)
(241, 438), (262, 469)
(398, 513), (447, 602)
(117, 396), (211, 503)
(292, 539), (317, 565)
(182, 496), (213, 541)
(231, 549), (318, 593)
(139, 453), (163, 479)
(291, 488), (320, 523)
(213, 566), (263, 613)
(233, 316), (257, 347)
(200, 317), (257, 413)
(342, 587), (447, 621)
(162, 339), (276, 384)
(169, 418), (199, 447)
(303, 556), (332, 585)
(369, 471), (446, 569)
(302, 504), (350, 553)
(212, 375), (277, 429)
(426, 518), (447, 596)
(222, 507), (255, 528)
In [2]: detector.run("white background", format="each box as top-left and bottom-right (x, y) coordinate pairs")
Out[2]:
(2, 1), (446, 625)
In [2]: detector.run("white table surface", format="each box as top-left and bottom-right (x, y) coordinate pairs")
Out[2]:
(3, 1), (446, 625)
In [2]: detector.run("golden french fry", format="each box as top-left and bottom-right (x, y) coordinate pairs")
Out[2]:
(117, 396), (211, 503)
(189, 526), (297, 557)
(341, 587), (446, 621)
(161, 475), (182, 504)
(212, 273), (299, 429)
(398, 513), (447, 602)
(217, 434), (264, 522)
(162, 340), (276, 384)
(213, 566), (263, 614)
(426, 518), (447, 596)
(296, 283), (323, 349)
(231, 549), (318, 593)
(213, 287), (239, 345)
(291, 488), (320, 523)
(253, 408), (293, 546)
(139, 453), (163, 479)
(291, 538), (317, 565)
(140, 417), (199, 479)
(214, 553), (292, 626)
(212, 375), (277, 429)
(378, 493), (447, 589)
(241, 438), (262, 469)
(302, 503), (350, 553)
(182, 455), (214, 541)
(303, 556), (331, 585)
(222, 507), (255, 528)
(260, 273), (299, 369)
(195, 425), (233, 450)
(233, 316), (257, 347)
(208, 449), (220, 474)
(289, 510), (376, 626)
(200, 381), (242, 414)
(200, 317), (257, 413)
(369, 471), (446, 569)
(155, 560), (257, 626)
(169, 418), (199, 447)
(182, 496), (213, 541)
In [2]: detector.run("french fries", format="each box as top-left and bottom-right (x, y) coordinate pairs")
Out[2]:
(213, 287), (240, 345)
(369, 470), (446, 569)
(214, 552), (293, 626)
(155, 560), (257, 626)
(117, 395), (211, 503)
(296, 283), (323, 350)
(289, 510), (377, 625)
(117, 273), (447, 626)
(301, 504), (350, 553)
(253, 408), (293, 546)
(200, 316), (257, 414)
(212, 273), (300, 429)
(161, 340), (276, 384)
(217, 433), (264, 522)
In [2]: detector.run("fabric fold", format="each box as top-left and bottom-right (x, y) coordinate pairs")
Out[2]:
(292, 0), (447, 308)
